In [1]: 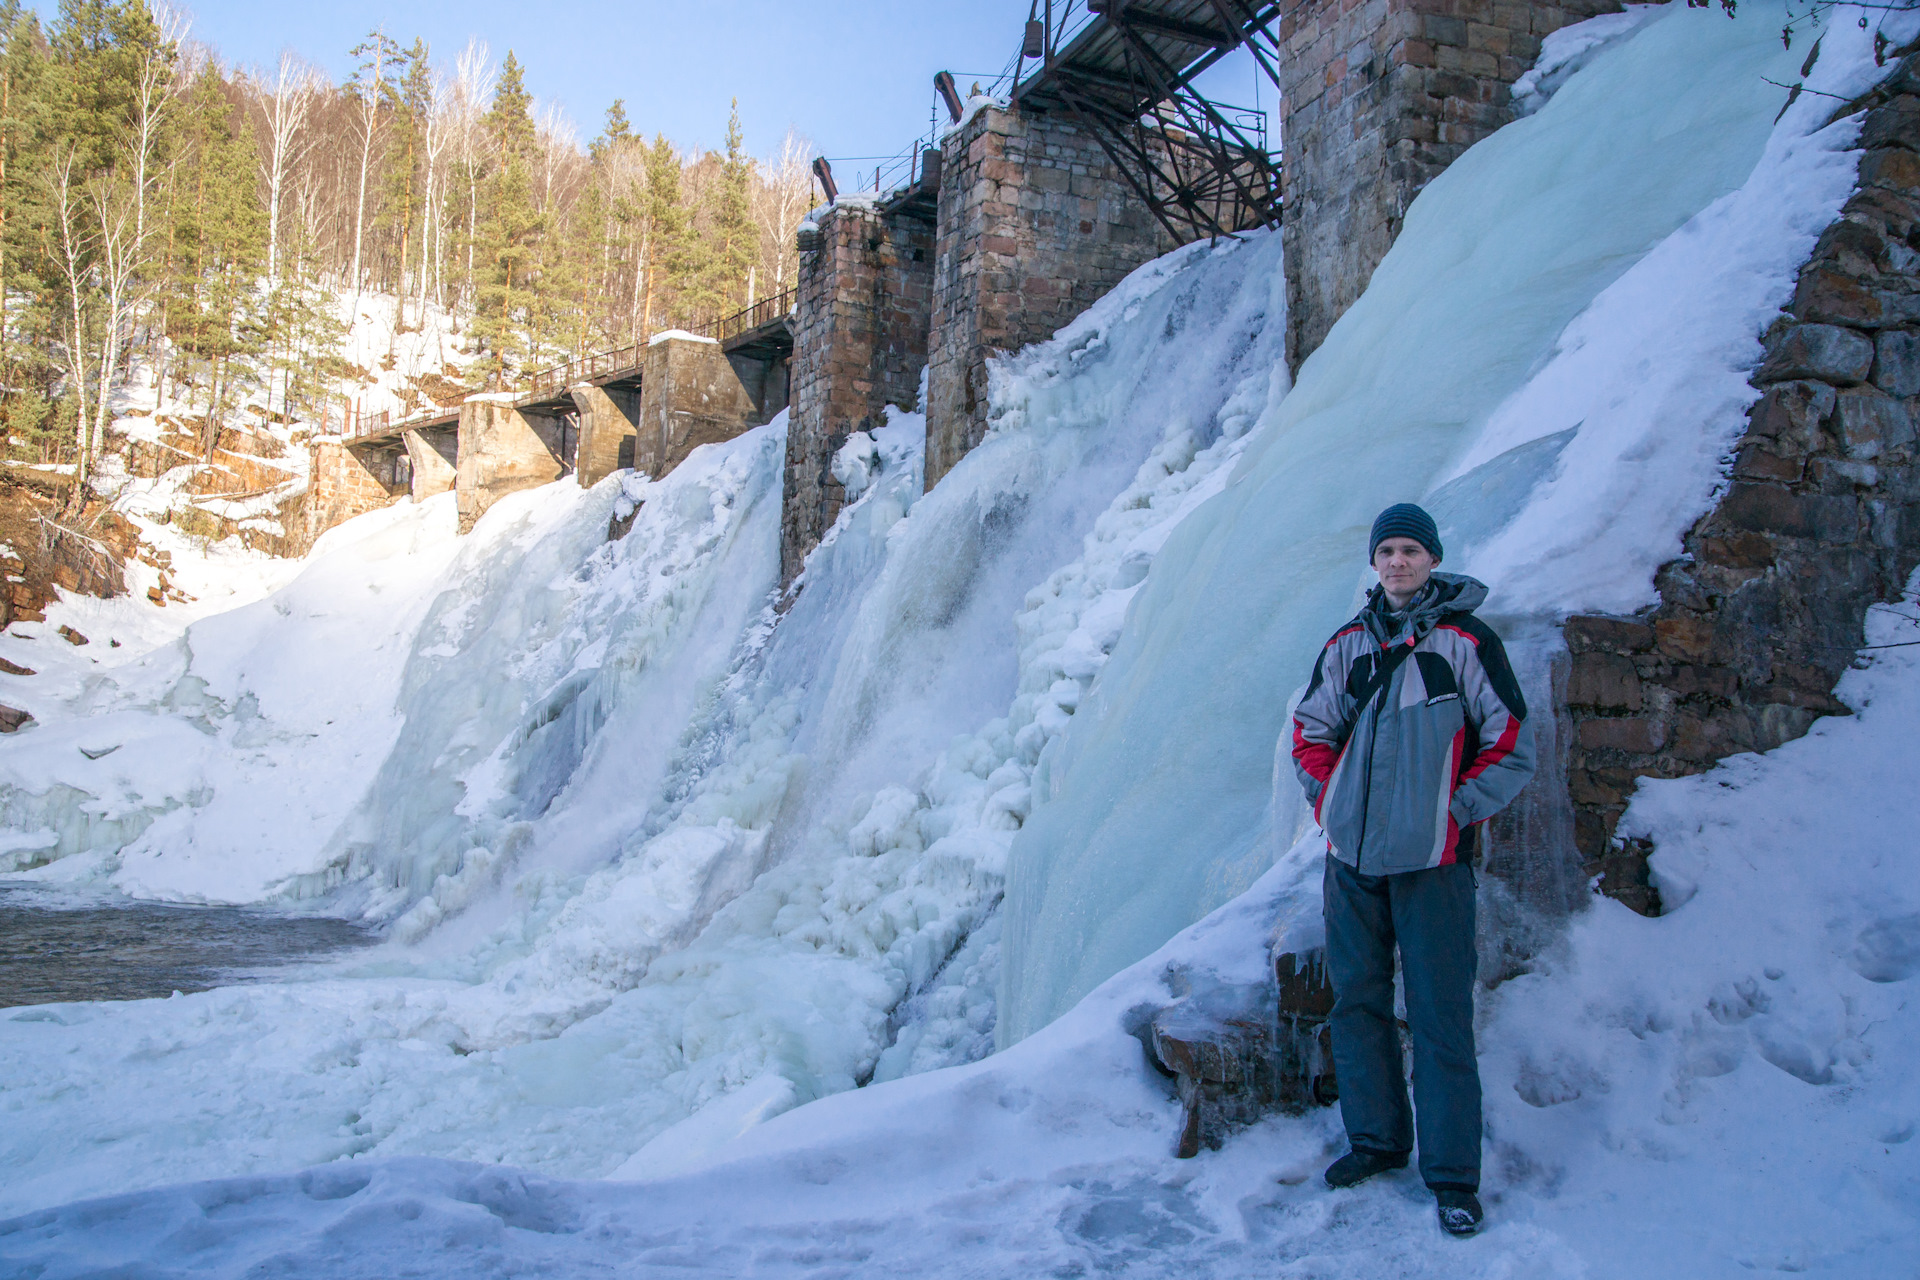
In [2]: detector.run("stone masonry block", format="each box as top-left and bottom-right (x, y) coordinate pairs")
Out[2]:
(1871, 328), (1920, 396)
(1747, 380), (1835, 455)
(1859, 96), (1920, 153)
(1834, 387), (1916, 459)
(1755, 324), (1875, 385)
(1577, 716), (1666, 754)
(1563, 614), (1654, 653)
(1859, 145), (1920, 193)
(1732, 443), (1804, 484)
(1568, 652), (1642, 711)
(1794, 265), (1886, 329)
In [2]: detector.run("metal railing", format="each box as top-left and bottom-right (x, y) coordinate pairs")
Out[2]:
(818, 130), (949, 206)
(524, 343), (645, 397)
(341, 402), (458, 442)
(338, 287), (804, 439)
(342, 406), (389, 440)
(695, 286), (798, 345)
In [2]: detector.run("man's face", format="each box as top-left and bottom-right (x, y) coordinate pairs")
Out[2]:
(1372, 537), (1437, 604)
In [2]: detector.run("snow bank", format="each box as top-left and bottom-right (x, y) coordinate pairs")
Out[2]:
(9, 584), (1916, 1274)
(0, 496), (461, 896)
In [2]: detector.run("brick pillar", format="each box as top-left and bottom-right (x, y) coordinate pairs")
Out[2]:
(569, 383), (640, 487)
(783, 201), (935, 583)
(925, 105), (1174, 491)
(404, 427), (458, 500)
(455, 395), (568, 533)
(638, 334), (762, 480)
(1280, 0), (1624, 373)
(305, 439), (405, 544)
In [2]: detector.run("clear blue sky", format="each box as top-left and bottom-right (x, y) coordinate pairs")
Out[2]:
(29, 0), (1278, 169)
(30, 0), (1036, 160)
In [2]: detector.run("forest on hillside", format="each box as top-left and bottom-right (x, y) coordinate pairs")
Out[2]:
(0, 0), (819, 491)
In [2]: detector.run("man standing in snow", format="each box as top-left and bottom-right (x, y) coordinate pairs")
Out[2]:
(1289, 503), (1534, 1237)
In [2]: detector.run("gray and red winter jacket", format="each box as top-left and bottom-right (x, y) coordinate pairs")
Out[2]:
(1291, 573), (1535, 876)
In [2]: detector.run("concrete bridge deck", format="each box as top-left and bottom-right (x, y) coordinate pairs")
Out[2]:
(309, 293), (794, 543)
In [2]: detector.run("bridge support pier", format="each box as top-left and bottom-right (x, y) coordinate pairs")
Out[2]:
(455, 394), (570, 533)
(1279, 0), (1622, 371)
(304, 439), (409, 547)
(925, 105), (1173, 491)
(638, 334), (763, 480)
(404, 427), (458, 501)
(569, 384), (639, 487)
(726, 340), (792, 433)
(783, 201), (935, 583)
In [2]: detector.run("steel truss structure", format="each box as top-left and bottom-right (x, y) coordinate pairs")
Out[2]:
(1013, 0), (1287, 244)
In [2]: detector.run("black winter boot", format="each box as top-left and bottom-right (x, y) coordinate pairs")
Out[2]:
(1322, 1147), (1409, 1188)
(1433, 1186), (1483, 1236)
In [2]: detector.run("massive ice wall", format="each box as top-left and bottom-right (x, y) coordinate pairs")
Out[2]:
(1001, 0), (1871, 1043)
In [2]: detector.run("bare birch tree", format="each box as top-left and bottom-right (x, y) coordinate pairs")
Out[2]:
(48, 149), (95, 503)
(128, 2), (189, 256)
(418, 64), (452, 313)
(452, 38), (494, 308)
(756, 128), (815, 297)
(345, 27), (403, 304)
(87, 176), (152, 468)
(257, 51), (320, 286)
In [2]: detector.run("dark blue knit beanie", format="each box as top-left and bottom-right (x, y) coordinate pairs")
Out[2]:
(1369, 503), (1442, 561)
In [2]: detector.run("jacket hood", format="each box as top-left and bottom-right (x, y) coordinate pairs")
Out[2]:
(1363, 572), (1488, 643)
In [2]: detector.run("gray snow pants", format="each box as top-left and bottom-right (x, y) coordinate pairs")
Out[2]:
(1322, 853), (1481, 1190)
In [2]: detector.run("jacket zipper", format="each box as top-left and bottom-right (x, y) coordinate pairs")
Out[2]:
(1353, 642), (1389, 870)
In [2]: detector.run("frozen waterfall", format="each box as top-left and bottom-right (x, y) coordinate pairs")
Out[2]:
(0, 8), (1900, 1265)
(999, 0), (1852, 1043)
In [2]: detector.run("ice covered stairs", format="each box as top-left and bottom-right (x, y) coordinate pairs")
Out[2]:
(1145, 946), (1337, 1158)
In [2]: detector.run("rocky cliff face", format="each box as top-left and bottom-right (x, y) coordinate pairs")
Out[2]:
(1566, 57), (1920, 914)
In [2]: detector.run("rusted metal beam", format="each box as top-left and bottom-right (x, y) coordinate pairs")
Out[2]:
(1002, 0), (1285, 241)
(1103, 19), (1275, 222)
(1092, 1), (1237, 49)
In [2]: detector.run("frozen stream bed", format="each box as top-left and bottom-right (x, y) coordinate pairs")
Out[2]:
(0, 885), (374, 1007)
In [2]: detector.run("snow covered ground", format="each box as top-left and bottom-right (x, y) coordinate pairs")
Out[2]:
(1, 2), (1916, 1274)
(4, 584), (1915, 1276)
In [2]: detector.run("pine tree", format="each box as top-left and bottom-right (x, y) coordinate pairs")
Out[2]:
(641, 131), (683, 332)
(0, 4), (60, 460)
(380, 37), (429, 329)
(706, 100), (753, 316)
(168, 62), (263, 453)
(471, 50), (540, 382)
